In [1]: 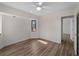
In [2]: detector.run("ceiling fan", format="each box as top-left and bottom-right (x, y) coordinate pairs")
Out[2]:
(32, 2), (48, 11)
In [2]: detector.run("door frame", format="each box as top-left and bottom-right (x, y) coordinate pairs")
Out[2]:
(77, 13), (79, 55)
(61, 15), (74, 42)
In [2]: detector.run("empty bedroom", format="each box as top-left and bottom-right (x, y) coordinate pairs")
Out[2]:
(0, 2), (79, 56)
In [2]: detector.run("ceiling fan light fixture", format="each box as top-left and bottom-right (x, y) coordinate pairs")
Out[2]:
(38, 2), (43, 6)
(36, 7), (42, 11)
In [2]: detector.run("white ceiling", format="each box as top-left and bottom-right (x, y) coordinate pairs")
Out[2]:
(1, 2), (78, 16)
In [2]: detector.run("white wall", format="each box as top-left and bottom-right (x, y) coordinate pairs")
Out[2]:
(2, 15), (30, 46)
(39, 15), (61, 43)
(0, 15), (39, 47)
(38, 10), (77, 55)
(29, 19), (39, 38)
(74, 15), (77, 55)
(0, 15), (3, 48)
(72, 4), (79, 55)
(0, 3), (39, 48)
(0, 15), (2, 34)
(39, 10), (75, 43)
(63, 18), (71, 34)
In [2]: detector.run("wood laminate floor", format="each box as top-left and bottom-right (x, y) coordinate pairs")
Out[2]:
(0, 38), (74, 56)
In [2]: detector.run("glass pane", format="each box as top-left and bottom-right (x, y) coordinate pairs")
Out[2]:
(31, 20), (36, 32)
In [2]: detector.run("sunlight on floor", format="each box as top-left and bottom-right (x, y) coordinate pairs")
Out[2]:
(38, 40), (48, 45)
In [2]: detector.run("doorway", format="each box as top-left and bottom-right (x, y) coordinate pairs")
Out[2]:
(61, 15), (75, 44)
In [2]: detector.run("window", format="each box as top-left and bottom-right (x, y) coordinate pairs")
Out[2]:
(31, 20), (36, 32)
